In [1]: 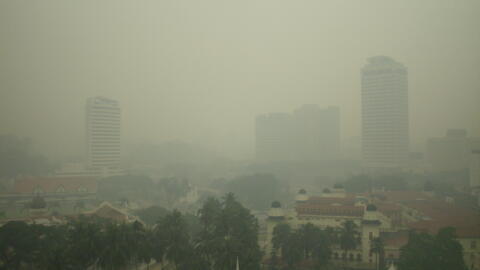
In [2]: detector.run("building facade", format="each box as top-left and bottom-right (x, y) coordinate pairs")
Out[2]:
(426, 129), (480, 172)
(361, 56), (409, 169)
(255, 105), (340, 162)
(263, 189), (480, 269)
(86, 97), (122, 175)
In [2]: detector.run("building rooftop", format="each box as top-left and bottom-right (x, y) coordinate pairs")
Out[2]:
(12, 177), (97, 194)
(296, 204), (364, 217)
(403, 199), (480, 238)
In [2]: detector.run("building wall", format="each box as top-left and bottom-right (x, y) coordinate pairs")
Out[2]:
(361, 56), (409, 169)
(426, 129), (480, 172)
(255, 105), (340, 162)
(471, 151), (480, 191)
(86, 97), (121, 171)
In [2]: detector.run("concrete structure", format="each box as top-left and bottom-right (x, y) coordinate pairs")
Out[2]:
(0, 177), (98, 218)
(426, 129), (480, 172)
(54, 162), (100, 178)
(255, 112), (294, 162)
(470, 150), (480, 207)
(86, 97), (122, 176)
(263, 188), (479, 269)
(361, 56), (409, 169)
(265, 188), (383, 269)
(255, 105), (340, 162)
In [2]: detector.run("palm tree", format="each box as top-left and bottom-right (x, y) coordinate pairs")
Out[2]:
(157, 209), (190, 269)
(271, 223), (292, 254)
(370, 237), (384, 270)
(67, 216), (104, 269)
(339, 221), (360, 268)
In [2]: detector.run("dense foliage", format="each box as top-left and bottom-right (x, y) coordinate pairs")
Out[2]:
(270, 223), (335, 269)
(398, 227), (467, 270)
(0, 193), (261, 270)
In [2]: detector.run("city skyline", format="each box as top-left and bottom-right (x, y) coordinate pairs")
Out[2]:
(1, 1), (479, 160)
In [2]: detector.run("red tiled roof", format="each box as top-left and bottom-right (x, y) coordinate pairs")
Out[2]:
(83, 202), (128, 222)
(408, 219), (480, 238)
(403, 199), (480, 238)
(13, 177), (97, 194)
(382, 231), (409, 248)
(372, 191), (429, 203)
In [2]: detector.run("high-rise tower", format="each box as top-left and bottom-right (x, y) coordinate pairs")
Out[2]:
(255, 105), (340, 162)
(361, 56), (409, 169)
(86, 97), (121, 174)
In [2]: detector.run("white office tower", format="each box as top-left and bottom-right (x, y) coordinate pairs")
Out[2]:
(86, 97), (122, 177)
(361, 56), (409, 170)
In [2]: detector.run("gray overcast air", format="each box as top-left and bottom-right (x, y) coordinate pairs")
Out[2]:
(1, 0), (479, 159)
(1, 1), (480, 270)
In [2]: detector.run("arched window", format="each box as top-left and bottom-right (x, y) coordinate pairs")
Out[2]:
(349, 253), (354, 261)
(356, 253), (362, 261)
(56, 186), (65, 193)
(77, 186), (88, 193)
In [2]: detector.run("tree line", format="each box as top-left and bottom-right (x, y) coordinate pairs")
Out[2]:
(268, 221), (467, 270)
(269, 221), (364, 270)
(0, 193), (262, 270)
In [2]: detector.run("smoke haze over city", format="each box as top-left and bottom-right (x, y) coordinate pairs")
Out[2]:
(1, 0), (479, 160)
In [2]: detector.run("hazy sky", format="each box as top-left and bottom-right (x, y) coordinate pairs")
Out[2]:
(1, 0), (479, 159)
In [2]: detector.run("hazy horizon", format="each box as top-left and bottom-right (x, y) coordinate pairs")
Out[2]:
(1, 0), (479, 160)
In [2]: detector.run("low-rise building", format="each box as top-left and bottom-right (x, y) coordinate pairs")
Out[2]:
(263, 188), (480, 269)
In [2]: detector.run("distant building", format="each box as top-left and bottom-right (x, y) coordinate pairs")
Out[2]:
(255, 112), (294, 162)
(361, 56), (409, 169)
(426, 129), (480, 172)
(54, 162), (100, 178)
(470, 150), (480, 206)
(0, 177), (97, 215)
(82, 201), (142, 224)
(86, 97), (122, 176)
(255, 105), (340, 162)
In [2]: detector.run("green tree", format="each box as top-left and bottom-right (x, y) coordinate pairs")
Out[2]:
(196, 193), (262, 270)
(398, 228), (467, 270)
(0, 221), (39, 269)
(434, 227), (467, 270)
(196, 197), (222, 268)
(339, 221), (360, 263)
(157, 210), (190, 269)
(281, 231), (304, 268)
(370, 237), (385, 270)
(66, 216), (105, 269)
(98, 222), (133, 270)
(272, 223), (292, 252)
(34, 225), (72, 270)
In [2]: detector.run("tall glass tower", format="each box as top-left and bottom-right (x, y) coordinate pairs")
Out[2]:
(86, 97), (121, 174)
(361, 56), (409, 169)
